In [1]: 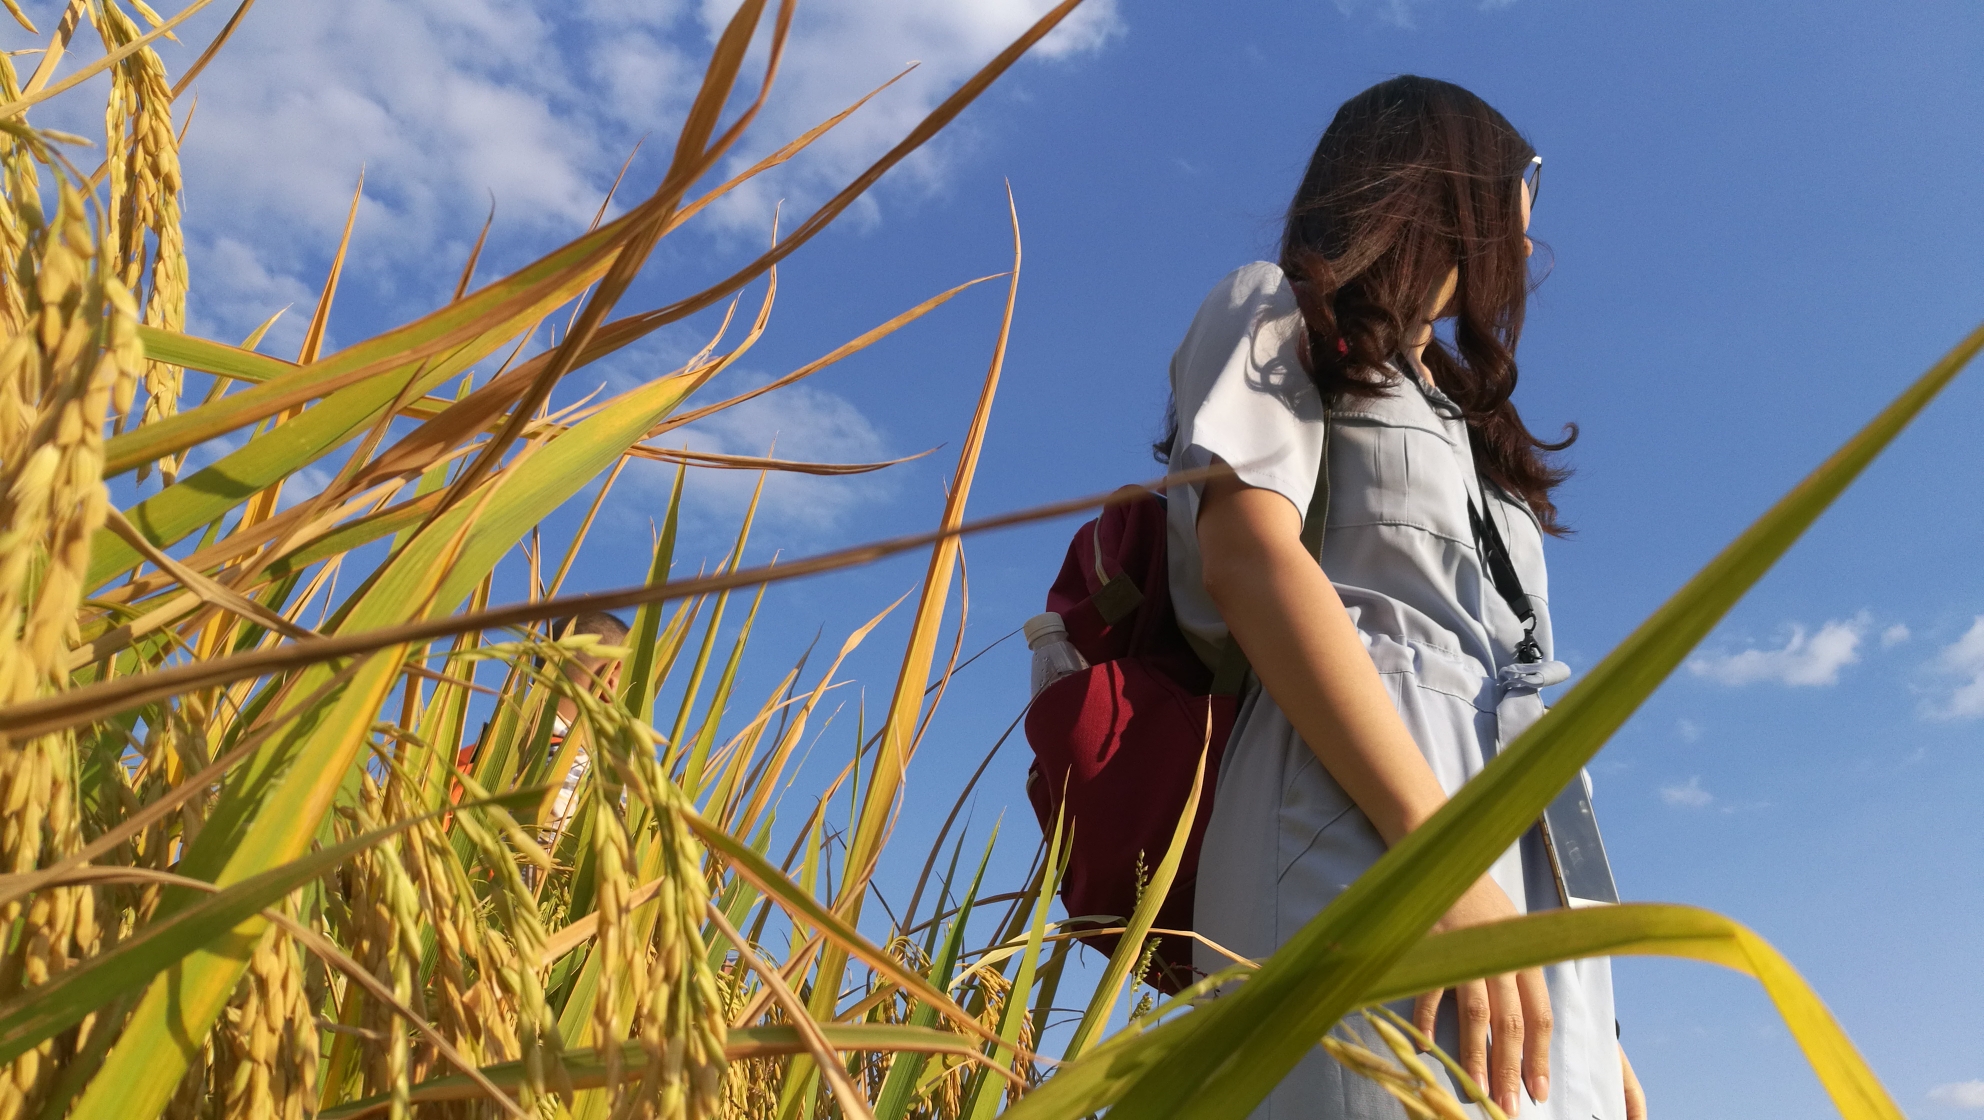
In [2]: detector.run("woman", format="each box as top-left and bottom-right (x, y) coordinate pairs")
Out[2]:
(1162, 76), (1647, 1119)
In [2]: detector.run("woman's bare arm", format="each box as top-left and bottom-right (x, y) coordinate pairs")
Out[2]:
(1197, 475), (1450, 843)
(1197, 469), (1554, 1115)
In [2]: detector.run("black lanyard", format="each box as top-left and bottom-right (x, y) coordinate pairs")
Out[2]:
(1467, 484), (1544, 665)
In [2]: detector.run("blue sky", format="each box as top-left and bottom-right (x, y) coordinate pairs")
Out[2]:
(17, 0), (1984, 1114)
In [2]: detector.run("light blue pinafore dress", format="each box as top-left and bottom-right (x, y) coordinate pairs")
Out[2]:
(1166, 263), (1623, 1120)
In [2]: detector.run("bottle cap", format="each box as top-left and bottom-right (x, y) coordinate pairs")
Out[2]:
(1023, 612), (1067, 648)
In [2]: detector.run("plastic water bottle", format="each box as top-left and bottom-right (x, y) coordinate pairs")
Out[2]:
(1025, 612), (1089, 698)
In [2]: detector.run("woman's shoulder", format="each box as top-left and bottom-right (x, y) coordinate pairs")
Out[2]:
(1175, 263), (1300, 374)
(1166, 262), (1326, 523)
(1197, 261), (1294, 319)
(1173, 262), (1308, 402)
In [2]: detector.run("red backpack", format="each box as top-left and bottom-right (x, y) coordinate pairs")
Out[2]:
(1024, 448), (1330, 992)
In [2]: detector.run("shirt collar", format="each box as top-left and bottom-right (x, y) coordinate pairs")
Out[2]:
(1390, 355), (1466, 420)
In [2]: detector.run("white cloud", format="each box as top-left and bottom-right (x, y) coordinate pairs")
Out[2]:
(1331, 0), (1421, 29)
(1676, 718), (1701, 743)
(189, 238), (319, 356)
(1881, 623), (1912, 648)
(1659, 776), (1713, 809)
(276, 466), (336, 511)
(114, 0), (1118, 341)
(181, 1), (605, 235)
(1924, 616), (1984, 721)
(181, 430), (245, 475)
(650, 371), (902, 536)
(1330, 0), (1515, 30)
(687, 0), (1122, 232)
(1687, 615), (1868, 688)
(1929, 1080), (1984, 1108)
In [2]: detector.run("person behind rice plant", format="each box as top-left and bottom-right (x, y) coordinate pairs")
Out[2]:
(1159, 75), (1646, 1119)
(455, 610), (631, 833)
(543, 610), (630, 831)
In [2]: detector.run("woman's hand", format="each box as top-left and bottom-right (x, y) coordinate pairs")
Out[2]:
(1411, 875), (1554, 1117)
(1619, 1043), (1647, 1120)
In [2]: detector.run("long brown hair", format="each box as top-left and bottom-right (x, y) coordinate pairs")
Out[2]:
(1283, 75), (1574, 532)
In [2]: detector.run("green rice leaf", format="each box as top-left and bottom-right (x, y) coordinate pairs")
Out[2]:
(1365, 904), (1899, 1120)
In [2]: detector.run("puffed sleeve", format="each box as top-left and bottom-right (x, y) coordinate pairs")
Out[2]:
(1166, 262), (1327, 523)
(1164, 262), (1328, 648)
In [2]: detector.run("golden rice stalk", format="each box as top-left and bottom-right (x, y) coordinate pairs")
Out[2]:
(558, 661), (726, 1120)
(131, 698), (211, 873)
(0, 53), (43, 335)
(1317, 1035), (1447, 1120)
(721, 1051), (783, 1120)
(344, 773), (428, 1118)
(0, 171), (135, 1112)
(163, 1035), (218, 1120)
(3, 0), (35, 35)
(1317, 1009), (1511, 1120)
(588, 749), (642, 1107)
(714, 929), (789, 1117)
(443, 773), (567, 1109)
(626, 781), (728, 1120)
(0, 852), (102, 1113)
(0, 177), (141, 692)
(917, 967), (1023, 1119)
(377, 750), (550, 1089)
(91, 0), (188, 474)
(383, 780), (478, 1055)
(214, 912), (320, 1120)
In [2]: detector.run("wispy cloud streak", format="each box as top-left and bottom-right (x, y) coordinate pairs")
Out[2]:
(1929, 1079), (1984, 1108)
(1658, 776), (1713, 809)
(1923, 616), (1984, 721)
(1688, 615), (1868, 688)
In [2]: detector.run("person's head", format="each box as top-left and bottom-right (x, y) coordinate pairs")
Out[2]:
(1282, 75), (1574, 532)
(549, 611), (630, 722)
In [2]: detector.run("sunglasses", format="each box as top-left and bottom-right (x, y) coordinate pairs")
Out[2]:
(1523, 155), (1543, 210)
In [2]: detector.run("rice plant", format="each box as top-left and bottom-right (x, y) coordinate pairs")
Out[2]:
(1, 2), (1978, 1118)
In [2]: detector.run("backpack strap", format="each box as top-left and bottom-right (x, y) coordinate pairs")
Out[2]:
(1090, 514), (1147, 625)
(1211, 405), (1332, 695)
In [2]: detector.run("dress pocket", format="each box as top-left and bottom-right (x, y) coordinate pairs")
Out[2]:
(1275, 746), (1365, 885)
(1265, 637), (1498, 933)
